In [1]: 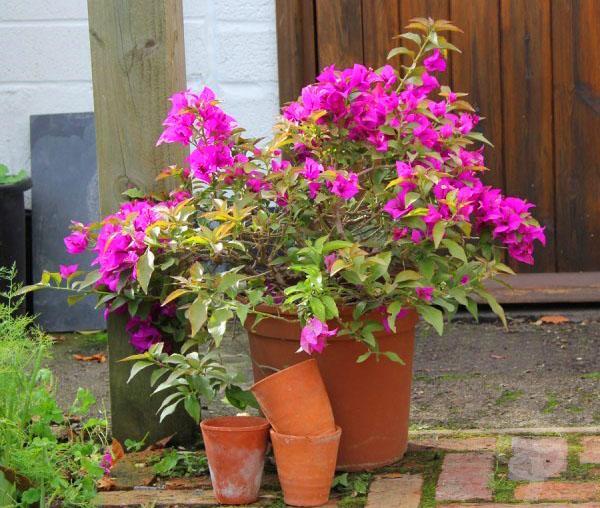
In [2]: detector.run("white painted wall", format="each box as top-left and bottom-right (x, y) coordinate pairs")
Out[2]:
(0, 0), (279, 202)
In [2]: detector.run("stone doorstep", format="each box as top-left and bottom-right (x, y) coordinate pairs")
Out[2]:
(408, 437), (497, 452)
(365, 474), (423, 508)
(515, 481), (600, 502)
(508, 437), (568, 481)
(97, 489), (279, 507)
(581, 436), (600, 464)
(435, 452), (495, 502)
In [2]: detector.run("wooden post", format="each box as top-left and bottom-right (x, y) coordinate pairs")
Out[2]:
(88, 0), (196, 444)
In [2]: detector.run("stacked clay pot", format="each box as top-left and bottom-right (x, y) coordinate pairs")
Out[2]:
(251, 359), (341, 507)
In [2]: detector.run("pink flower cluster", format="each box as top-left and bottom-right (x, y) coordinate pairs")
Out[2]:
(284, 64), (400, 152)
(157, 87), (237, 183)
(299, 318), (337, 355)
(280, 48), (545, 265)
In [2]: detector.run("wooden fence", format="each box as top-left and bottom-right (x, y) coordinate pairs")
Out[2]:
(276, 0), (600, 288)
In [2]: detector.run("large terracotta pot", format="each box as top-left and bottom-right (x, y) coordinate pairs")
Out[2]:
(245, 306), (418, 471)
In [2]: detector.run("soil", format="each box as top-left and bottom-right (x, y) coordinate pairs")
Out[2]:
(47, 312), (600, 430)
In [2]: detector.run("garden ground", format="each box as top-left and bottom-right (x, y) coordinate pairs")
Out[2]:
(45, 309), (600, 506)
(48, 309), (600, 429)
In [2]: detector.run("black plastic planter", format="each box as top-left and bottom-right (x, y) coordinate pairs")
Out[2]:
(0, 177), (32, 293)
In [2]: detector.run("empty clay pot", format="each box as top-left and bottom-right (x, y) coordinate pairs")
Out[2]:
(246, 306), (418, 470)
(251, 359), (335, 436)
(200, 416), (270, 505)
(270, 426), (342, 507)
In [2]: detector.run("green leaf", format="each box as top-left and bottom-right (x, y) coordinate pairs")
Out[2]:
(400, 32), (422, 45)
(432, 221), (446, 248)
(387, 46), (415, 59)
(417, 304), (444, 335)
(382, 351), (405, 364)
(136, 250), (155, 294)
(476, 289), (507, 327)
(356, 351), (372, 363)
(322, 240), (354, 253)
(162, 288), (189, 306)
(122, 187), (147, 199)
(321, 295), (339, 319)
(442, 239), (468, 263)
(184, 395), (201, 423)
(394, 270), (421, 284)
(187, 297), (208, 337)
(207, 308), (232, 346)
(127, 360), (153, 383)
(309, 297), (326, 321)
(225, 385), (259, 410)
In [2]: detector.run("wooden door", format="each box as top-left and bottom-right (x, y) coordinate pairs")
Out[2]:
(275, 0), (600, 302)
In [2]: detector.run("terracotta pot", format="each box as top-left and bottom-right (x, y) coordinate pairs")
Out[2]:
(251, 359), (335, 436)
(200, 416), (270, 505)
(245, 306), (418, 471)
(270, 426), (341, 507)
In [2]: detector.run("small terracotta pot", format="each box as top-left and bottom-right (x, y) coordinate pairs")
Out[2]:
(251, 359), (335, 436)
(200, 416), (270, 505)
(271, 426), (341, 507)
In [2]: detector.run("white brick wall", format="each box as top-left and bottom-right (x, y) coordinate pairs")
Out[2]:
(0, 0), (279, 201)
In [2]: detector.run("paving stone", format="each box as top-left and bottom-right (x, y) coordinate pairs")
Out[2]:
(440, 504), (600, 508)
(435, 452), (494, 502)
(408, 437), (497, 452)
(97, 489), (277, 506)
(365, 474), (423, 508)
(514, 481), (600, 502)
(508, 437), (568, 481)
(108, 450), (162, 490)
(581, 436), (600, 464)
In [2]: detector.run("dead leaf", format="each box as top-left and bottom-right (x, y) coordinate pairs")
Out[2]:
(111, 439), (126, 463)
(491, 354), (507, 360)
(97, 476), (116, 491)
(164, 477), (211, 490)
(73, 353), (107, 363)
(148, 433), (175, 450)
(538, 315), (570, 325)
(0, 466), (32, 491)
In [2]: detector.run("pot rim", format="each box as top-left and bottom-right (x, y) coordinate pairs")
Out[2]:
(270, 425), (342, 441)
(0, 177), (32, 193)
(250, 358), (316, 392)
(200, 415), (270, 432)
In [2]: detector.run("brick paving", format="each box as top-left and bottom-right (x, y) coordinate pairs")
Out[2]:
(514, 481), (600, 502)
(508, 437), (568, 481)
(97, 431), (600, 507)
(435, 452), (494, 502)
(365, 474), (423, 508)
(581, 436), (600, 464)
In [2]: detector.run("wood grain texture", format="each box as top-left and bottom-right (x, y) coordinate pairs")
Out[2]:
(316, 0), (364, 68)
(88, 0), (196, 445)
(88, 0), (187, 216)
(399, 0), (451, 85)
(500, 0), (555, 273)
(552, 0), (600, 271)
(276, 0), (317, 105)
(362, 0), (401, 69)
(450, 0), (504, 190)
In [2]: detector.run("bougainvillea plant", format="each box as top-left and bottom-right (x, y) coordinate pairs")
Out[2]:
(24, 19), (545, 421)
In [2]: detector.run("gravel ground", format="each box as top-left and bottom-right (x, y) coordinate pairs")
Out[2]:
(48, 311), (600, 429)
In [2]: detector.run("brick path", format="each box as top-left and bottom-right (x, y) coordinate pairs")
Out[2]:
(97, 431), (600, 506)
